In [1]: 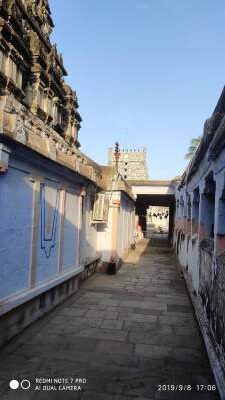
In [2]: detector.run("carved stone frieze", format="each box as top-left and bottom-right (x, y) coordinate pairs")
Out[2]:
(56, 142), (62, 151)
(29, 31), (40, 55)
(47, 138), (56, 161)
(4, 0), (16, 14)
(0, 0), (106, 189)
(4, 96), (19, 114)
(15, 115), (26, 144)
(41, 130), (48, 138)
(24, 118), (32, 130)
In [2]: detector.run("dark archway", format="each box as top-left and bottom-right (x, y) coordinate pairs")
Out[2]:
(135, 194), (175, 242)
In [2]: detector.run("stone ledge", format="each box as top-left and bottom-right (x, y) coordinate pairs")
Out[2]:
(0, 266), (83, 318)
(0, 254), (100, 317)
(0, 259), (98, 348)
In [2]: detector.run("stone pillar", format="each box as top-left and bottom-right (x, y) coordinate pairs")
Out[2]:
(189, 191), (195, 238)
(111, 193), (121, 263)
(214, 172), (225, 255)
(169, 203), (175, 241)
(57, 189), (66, 273)
(186, 194), (192, 235)
(135, 213), (144, 241)
(192, 188), (200, 235)
(139, 213), (147, 237)
(198, 182), (206, 241)
(198, 176), (216, 241)
(29, 178), (41, 288)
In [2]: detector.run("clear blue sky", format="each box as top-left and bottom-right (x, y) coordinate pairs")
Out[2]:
(49, 0), (225, 179)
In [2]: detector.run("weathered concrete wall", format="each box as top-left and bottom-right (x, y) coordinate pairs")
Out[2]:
(174, 126), (225, 394)
(117, 192), (135, 259)
(199, 244), (225, 373)
(96, 190), (135, 272)
(175, 224), (225, 377)
(80, 191), (98, 265)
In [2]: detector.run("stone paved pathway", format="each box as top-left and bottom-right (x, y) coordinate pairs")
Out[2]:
(0, 240), (219, 399)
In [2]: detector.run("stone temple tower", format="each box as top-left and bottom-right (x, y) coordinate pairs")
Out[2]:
(108, 147), (149, 180)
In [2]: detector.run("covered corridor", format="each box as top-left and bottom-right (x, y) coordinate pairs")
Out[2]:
(131, 180), (177, 242)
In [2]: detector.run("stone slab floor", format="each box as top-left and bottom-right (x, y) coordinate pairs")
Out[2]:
(0, 240), (219, 400)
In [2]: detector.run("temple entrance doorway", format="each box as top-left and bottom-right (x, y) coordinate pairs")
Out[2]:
(135, 194), (175, 246)
(146, 206), (169, 237)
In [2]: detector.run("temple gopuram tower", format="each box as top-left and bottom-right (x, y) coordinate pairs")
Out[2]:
(108, 147), (149, 180)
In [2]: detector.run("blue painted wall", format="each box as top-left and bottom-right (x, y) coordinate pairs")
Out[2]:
(62, 191), (78, 270)
(0, 154), (82, 302)
(0, 166), (33, 299)
(35, 183), (61, 284)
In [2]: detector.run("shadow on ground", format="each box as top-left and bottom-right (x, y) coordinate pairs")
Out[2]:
(0, 239), (219, 400)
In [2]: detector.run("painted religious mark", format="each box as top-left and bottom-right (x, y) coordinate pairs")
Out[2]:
(40, 184), (60, 258)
